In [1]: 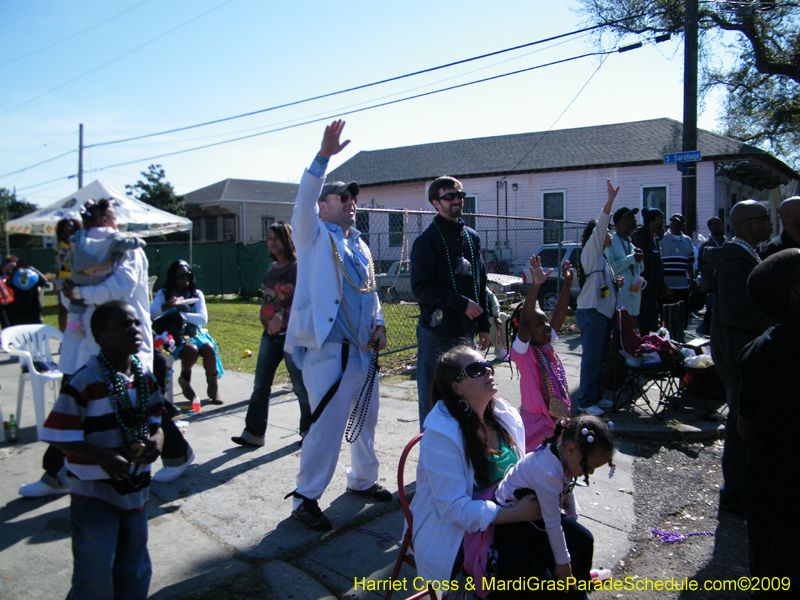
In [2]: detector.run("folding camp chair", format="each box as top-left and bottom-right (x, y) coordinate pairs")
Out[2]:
(611, 309), (683, 419)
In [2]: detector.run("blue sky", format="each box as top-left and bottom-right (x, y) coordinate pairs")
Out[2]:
(1, 0), (731, 207)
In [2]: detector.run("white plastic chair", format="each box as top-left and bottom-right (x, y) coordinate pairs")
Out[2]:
(1, 325), (64, 439)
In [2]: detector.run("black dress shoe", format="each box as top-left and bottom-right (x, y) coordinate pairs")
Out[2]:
(346, 483), (392, 502)
(231, 436), (261, 448)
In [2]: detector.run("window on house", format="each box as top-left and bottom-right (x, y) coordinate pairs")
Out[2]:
(642, 185), (668, 215)
(191, 219), (201, 240)
(262, 218), (274, 240)
(389, 212), (403, 247)
(542, 191), (565, 243)
(462, 195), (477, 230)
(223, 215), (236, 242)
(356, 211), (369, 245)
(206, 218), (217, 241)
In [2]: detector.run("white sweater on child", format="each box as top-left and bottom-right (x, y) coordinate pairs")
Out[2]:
(495, 444), (579, 565)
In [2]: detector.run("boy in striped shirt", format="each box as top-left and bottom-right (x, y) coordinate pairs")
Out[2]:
(41, 299), (163, 600)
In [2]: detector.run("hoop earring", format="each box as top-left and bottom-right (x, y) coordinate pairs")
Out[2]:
(458, 398), (473, 416)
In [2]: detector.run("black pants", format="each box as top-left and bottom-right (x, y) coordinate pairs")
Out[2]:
(638, 290), (660, 335)
(490, 515), (593, 599)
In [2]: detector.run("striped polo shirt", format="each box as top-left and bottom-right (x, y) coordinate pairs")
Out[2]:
(41, 355), (163, 511)
(660, 233), (694, 289)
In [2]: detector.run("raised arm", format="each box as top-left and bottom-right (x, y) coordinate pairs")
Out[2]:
(318, 119), (350, 159)
(604, 178), (620, 215)
(550, 260), (573, 332)
(517, 255), (553, 343)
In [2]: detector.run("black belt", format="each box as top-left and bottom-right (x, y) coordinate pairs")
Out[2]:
(309, 341), (349, 424)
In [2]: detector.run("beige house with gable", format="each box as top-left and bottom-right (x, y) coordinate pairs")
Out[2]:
(183, 178), (299, 243)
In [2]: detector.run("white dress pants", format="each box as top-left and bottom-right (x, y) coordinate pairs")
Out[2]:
(294, 341), (380, 507)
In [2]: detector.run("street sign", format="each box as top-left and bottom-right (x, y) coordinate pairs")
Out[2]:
(664, 150), (702, 164)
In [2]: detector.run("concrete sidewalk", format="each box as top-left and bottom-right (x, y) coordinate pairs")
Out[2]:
(0, 332), (721, 599)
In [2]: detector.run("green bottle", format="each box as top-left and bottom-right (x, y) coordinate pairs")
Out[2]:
(7, 414), (19, 443)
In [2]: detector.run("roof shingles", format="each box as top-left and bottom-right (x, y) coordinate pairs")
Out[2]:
(329, 118), (769, 186)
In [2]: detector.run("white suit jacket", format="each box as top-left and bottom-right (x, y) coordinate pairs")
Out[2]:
(285, 169), (382, 353)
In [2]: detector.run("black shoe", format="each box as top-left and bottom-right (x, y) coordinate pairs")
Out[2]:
(347, 483), (392, 502)
(292, 498), (332, 531)
(231, 436), (261, 448)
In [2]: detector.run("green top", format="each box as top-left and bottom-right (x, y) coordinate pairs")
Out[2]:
(475, 436), (518, 492)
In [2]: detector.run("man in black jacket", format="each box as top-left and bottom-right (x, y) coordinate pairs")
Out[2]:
(761, 196), (800, 259)
(630, 207), (667, 334)
(411, 176), (490, 429)
(708, 200), (775, 515)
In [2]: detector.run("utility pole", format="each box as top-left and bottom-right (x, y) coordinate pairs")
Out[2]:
(78, 123), (84, 189)
(682, 0), (699, 238)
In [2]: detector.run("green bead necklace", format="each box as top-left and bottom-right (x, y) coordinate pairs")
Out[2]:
(433, 220), (479, 301)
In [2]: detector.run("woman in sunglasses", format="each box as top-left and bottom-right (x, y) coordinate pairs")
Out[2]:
(409, 345), (541, 593)
(151, 260), (224, 404)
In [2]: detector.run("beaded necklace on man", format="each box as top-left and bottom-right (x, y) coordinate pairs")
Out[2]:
(98, 352), (151, 473)
(731, 236), (762, 263)
(433, 219), (479, 301)
(329, 233), (378, 352)
(531, 345), (572, 420)
(328, 233), (379, 443)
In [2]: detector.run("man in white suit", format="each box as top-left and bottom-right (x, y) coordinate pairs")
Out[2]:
(284, 120), (388, 531)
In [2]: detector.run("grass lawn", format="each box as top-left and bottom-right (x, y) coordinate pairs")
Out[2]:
(41, 294), (576, 384)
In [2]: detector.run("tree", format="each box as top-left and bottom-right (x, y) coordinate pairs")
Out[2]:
(1, 188), (39, 248)
(126, 164), (186, 216)
(575, 1), (800, 168)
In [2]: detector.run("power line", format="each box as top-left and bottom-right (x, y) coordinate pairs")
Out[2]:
(88, 48), (617, 173)
(0, 150), (76, 179)
(0, 0), (154, 68)
(503, 52), (616, 179)
(0, 0), (236, 117)
(87, 14), (649, 149)
(3, 27), (596, 182)
(5, 14), (650, 179)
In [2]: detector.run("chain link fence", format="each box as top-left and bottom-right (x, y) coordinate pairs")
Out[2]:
(356, 207), (587, 363)
(13, 209), (587, 366)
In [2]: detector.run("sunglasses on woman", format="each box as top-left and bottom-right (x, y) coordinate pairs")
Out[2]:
(453, 360), (494, 383)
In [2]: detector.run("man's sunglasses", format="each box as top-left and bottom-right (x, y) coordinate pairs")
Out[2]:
(339, 192), (357, 204)
(453, 361), (494, 383)
(439, 191), (467, 202)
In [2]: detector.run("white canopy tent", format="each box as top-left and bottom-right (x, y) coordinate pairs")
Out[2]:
(4, 180), (193, 262)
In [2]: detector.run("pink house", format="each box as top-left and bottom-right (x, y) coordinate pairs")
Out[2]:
(329, 118), (798, 243)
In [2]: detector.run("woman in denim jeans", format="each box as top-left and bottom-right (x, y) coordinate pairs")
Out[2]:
(574, 180), (622, 417)
(232, 222), (310, 447)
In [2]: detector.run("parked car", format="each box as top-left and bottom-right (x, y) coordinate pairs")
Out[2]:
(520, 243), (582, 311)
(376, 260), (413, 303)
(376, 260), (522, 303)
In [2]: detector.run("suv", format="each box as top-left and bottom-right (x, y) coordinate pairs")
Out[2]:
(520, 243), (582, 311)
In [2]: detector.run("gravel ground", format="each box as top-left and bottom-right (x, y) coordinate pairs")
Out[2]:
(594, 439), (750, 600)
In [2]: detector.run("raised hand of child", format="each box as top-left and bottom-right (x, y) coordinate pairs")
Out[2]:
(530, 255), (554, 286)
(562, 260), (574, 286)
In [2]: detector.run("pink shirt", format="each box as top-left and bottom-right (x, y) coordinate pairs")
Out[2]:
(510, 329), (570, 452)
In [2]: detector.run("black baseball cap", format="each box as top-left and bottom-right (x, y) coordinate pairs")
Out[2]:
(670, 213), (685, 224)
(613, 207), (639, 225)
(318, 181), (360, 202)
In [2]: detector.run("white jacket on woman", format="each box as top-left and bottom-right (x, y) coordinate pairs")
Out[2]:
(410, 397), (525, 584)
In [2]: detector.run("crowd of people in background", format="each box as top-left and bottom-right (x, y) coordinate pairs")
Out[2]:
(4, 117), (798, 598)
